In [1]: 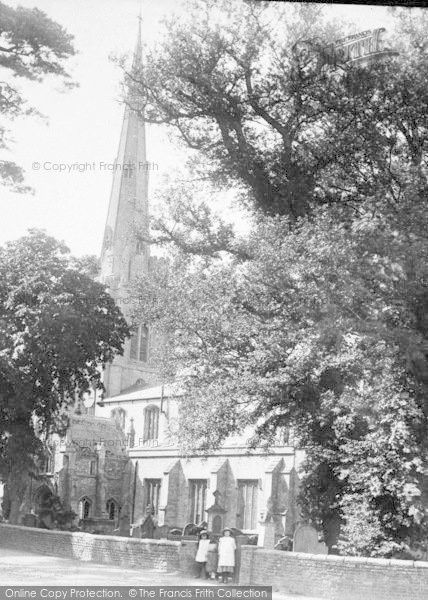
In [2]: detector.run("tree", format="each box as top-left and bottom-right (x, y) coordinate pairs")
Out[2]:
(0, 2), (75, 192)
(129, 2), (428, 556)
(131, 1), (428, 221)
(134, 196), (428, 556)
(0, 230), (129, 523)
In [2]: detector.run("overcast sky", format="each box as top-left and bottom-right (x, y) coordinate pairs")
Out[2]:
(0, 1), (396, 257)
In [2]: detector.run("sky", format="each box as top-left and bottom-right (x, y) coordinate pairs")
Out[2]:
(0, 1), (397, 257)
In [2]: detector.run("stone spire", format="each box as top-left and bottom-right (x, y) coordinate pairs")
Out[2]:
(99, 19), (153, 398)
(100, 16), (148, 293)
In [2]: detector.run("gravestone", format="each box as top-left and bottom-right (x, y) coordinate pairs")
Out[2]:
(182, 522), (198, 539)
(206, 490), (226, 534)
(153, 524), (168, 539)
(141, 514), (155, 539)
(212, 515), (222, 534)
(131, 525), (141, 538)
(293, 523), (328, 555)
(119, 514), (131, 537)
(23, 513), (38, 528)
(262, 520), (276, 550)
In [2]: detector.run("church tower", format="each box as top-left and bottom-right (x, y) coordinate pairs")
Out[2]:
(100, 21), (157, 398)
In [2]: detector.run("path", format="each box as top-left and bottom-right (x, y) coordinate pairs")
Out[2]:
(0, 547), (324, 600)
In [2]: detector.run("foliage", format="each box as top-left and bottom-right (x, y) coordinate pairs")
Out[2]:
(0, 2), (75, 191)
(133, 1), (428, 222)
(135, 198), (428, 555)
(38, 491), (76, 530)
(130, 1), (428, 556)
(0, 230), (129, 521)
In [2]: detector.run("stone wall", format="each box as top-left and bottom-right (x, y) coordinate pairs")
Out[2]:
(240, 546), (428, 600)
(0, 524), (180, 571)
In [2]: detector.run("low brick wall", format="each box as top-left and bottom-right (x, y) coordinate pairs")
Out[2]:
(0, 524), (180, 571)
(240, 546), (428, 600)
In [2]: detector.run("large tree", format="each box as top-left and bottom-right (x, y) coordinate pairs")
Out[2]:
(129, 2), (428, 556)
(0, 230), (129, 523)
(134, 191), (428, 557)
(0, 2), (75, 192)
(130, 1), (428, 222)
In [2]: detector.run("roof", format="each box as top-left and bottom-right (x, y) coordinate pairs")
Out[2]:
(103, 382), (180, 404)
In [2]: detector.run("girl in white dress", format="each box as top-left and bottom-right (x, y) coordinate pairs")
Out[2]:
(194, 530), (210, 578)
(217, 528), (236, 583)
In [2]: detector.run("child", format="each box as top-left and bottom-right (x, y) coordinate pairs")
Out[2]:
(217, 528), (236, 583)
(194, 529), (210, 579)
(206, 535), (218, 580)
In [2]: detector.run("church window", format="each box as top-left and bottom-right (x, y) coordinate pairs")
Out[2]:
(237, 480), (258, 530)
(130, 325), (149, 362)
(144, 479), (161, 518)
(106, 498), (118, 520)
(143, 405), (159, 442)
(276, 427), (292, 446)
(130, 330), (139, 360)
(89, 460), (97, 475)
(111, 407), (126, 429)
(78, 496), (92, 520)
(42, 446), (54, 474)
(139, 326), (148, 362)
(189, 480), (208, 524)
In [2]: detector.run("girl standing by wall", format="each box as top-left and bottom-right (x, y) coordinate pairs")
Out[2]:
(194, 529), (210, 579)
(217, 528), (236, 583)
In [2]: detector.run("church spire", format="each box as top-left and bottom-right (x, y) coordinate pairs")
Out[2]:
(133, 12), (143, 70)
(99, 18), (151, 397)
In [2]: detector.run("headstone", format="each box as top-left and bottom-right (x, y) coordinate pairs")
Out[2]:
(141, 514), (155, 539)
(153, 524), (168, 539)
(119, 514), (131, 537)
(167, 528), (182, 541)
(23, 513), (38, 528)
(182, 522), (198, 539)
(293, 523), (328, 555)
(206, 490), (226, 533)
(131, 525), (141, 538)
(262, 520), (276, 550)
(212, 515), (222, 534)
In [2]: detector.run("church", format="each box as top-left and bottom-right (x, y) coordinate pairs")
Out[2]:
(15, 23), (302, 545)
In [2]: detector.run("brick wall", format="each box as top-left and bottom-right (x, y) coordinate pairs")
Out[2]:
(0, 524), (180, 571)
(240, 546), (428, 600)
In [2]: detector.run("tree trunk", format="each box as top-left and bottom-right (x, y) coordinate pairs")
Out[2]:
(7, 471), (28, 524)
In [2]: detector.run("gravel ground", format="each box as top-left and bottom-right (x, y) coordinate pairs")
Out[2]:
(0, 547), (324, 600)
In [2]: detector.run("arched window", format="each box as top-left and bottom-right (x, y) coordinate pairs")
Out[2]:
(78, 496), (92, 520)
(106, 498), (118, 520)
(143, 405), (159, 442)
(41, 446), (54, 474)
(111, 407), (126, 429)
(130, 325), (149, 362)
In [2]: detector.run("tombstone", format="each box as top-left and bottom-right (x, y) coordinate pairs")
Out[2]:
(182, 522), (198, 539)
(131, 525), (142, 538)
(293, 523), (328, 555)
(206, 490), (226, 534)
(153, 524), (168, 539)
(40, 513), (55, 530)
(261, 520), (276, 550)
(23, 513), (38, 528)
(140, 514), (155, 539)
(119, 514), (131, 537)
(167, 527), (183, 541)
(212, 515), (222, 534)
